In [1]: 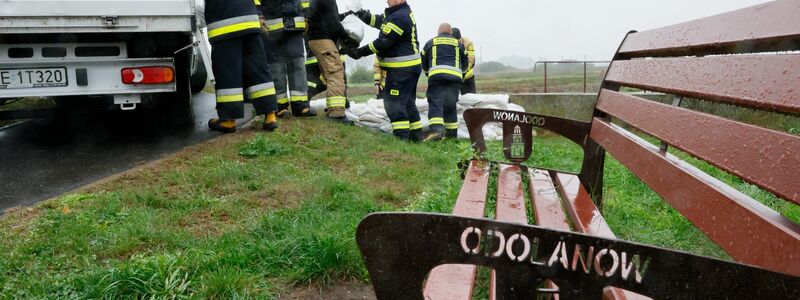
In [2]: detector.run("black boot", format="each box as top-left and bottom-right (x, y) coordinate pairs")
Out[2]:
(393, 129), (410, 141)
(409, 129), (423, 143)
(424, 125), (445, 142)
(276, 103), (292, 119)
(446, 129), (458, 139)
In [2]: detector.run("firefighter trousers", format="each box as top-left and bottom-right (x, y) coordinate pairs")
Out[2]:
(307, 39), (346, 109)
(212, 33), (277, 120)
(307, 61), (351, 108)
(384, 69), (422, 141)
(427, 80), (461, 133)
(265, 31), (309, 112)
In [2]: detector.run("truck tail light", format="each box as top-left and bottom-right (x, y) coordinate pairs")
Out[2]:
(121, 67), (174, 84)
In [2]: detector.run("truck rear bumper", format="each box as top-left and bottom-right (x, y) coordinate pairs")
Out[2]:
(0, 57), (176, 98)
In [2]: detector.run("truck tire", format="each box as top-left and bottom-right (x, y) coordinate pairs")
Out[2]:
(165, 49), (195, 125)
(190, 60), (208, 94)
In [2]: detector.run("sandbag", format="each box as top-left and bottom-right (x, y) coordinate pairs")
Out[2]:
(309, 94), (529, 141)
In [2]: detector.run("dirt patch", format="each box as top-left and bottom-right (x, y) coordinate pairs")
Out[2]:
(278, 281), (376, 300)
(1, 206), (43, 234)
(178, 209), (233, 238)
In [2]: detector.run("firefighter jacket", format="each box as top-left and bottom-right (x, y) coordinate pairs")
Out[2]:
(461, 37), (476, 79)
(307, 0), (348, 42)
(355, 2), (421, 71)
(259, 0), (307, 34)
(206, 0), (262, 43)
(421, 33), (467, 83)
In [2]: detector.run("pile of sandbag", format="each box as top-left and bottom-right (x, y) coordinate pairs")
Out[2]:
(309, 94), (526, 140)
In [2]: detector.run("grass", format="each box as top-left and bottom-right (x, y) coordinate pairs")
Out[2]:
(1, 71), (798, 298)
(0, 118), (469, 298)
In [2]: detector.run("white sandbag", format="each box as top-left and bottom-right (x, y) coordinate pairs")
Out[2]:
(507, 103), (526, 112)
(345, 0), (362, 12)
(341, 15), (364, 43)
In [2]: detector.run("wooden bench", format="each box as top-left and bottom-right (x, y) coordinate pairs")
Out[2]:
(357, 1), (800, 299)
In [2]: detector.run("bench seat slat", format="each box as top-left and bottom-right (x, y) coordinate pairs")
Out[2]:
(553, 172), (651, 300)
(618, 0), (800, 57)
(604, 55), (800, 114)
(530, 169), (571, 231)
(597, 89), (800, 204)
(423, 160), (490, 300)
(591, 119), (800, 277)
(490, 164), (529, 300)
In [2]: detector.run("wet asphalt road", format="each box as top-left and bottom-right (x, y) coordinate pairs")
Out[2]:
(0, 93), (253, 213)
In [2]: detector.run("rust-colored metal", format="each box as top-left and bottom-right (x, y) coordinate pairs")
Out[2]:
(604, 55), (800, 115)
(423, 160), (490, 299)
(618, 0), (800, 58)
(463, 108), (592, 163)
(591, 119), (800, 277)
(490, 164), (528, 300)
(553, 172), (650, 300)
(533, 61), (611, 94)
(597, 89), (800, 204)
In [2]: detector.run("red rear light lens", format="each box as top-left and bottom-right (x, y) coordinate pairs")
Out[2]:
(121, 66), (174, 84)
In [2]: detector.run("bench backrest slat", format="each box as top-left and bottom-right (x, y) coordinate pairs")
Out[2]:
(596, 89), (800, 204)
(591, 119), (800, 276)
(604, 55), (800, 114)
(617, 0), (800, 58)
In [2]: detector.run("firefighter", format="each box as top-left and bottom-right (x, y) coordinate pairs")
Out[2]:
(349, 0), (422, 141)
(421, 23), (467, 141)
(205, 0), (278, 133)
(260, 0), (314, 118)
(373, 57), (387, 99)
(306, 0), (357, 120)
(452, 28), (477, 95)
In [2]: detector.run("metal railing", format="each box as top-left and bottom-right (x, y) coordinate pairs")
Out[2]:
(533, 60), (610, 93)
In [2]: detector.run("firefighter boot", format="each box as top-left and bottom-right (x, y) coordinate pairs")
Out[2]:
(263, 112), (278, 131)
(292, 102), (317, 117)
(208, 119), (237, 134)
(423, 125), (445, 142)
(446, 129), (458, 139)
(277, 105), (293, 119)
(410, 129), (423, 143)
(326, 107), (346, 119)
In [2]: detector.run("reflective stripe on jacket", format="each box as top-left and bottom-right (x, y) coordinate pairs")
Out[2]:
(362, 3), (421, 70)
(421, 34), (467, 82)
(205, 0), (262, 43)
(260, 0), (306, 32)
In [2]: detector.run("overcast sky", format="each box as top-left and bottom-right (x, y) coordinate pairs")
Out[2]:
(341, 0), (771, 64)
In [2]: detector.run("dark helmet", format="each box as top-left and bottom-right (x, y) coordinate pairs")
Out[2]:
(452, 28), (462, 39)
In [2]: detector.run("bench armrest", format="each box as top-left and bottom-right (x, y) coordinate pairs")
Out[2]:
(464, 108), (591, 163)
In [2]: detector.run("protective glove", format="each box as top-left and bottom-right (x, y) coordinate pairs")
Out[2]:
(339, 47), (355, 58)
(355, 9), (371, 24)
(347, 47), (369, 60)
(340, 35), (360, 50)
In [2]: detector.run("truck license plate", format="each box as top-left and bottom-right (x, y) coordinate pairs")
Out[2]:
(0, 67), (68, 89)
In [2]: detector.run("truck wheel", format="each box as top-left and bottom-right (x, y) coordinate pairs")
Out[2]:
(190, 60), (208, 94)
(166, 50), (195, 125)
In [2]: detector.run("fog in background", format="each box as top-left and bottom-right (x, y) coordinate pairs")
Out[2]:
(340, 0), (770, 68)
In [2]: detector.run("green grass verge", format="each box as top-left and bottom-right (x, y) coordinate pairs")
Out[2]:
(1, 119), (796, 298)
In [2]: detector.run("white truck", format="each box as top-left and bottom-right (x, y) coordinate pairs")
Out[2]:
(0, 0), (211, 123)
